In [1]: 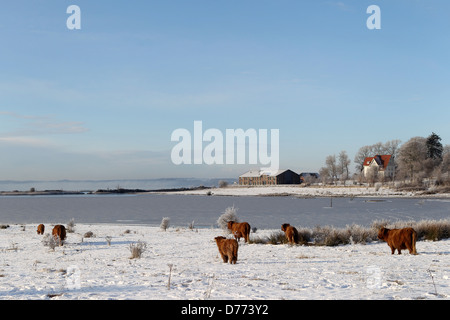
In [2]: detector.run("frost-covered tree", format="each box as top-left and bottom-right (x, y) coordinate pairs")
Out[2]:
(160, 217), (170, 231)
(397, 137), (427, 182)
(217, 206), (239, 231)
(338, 151), (351, 185)
(325, 155), (338, 184)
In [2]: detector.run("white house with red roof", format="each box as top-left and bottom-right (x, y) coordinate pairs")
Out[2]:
(362, 155), (396, 179)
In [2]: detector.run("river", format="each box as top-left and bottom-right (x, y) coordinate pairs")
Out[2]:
(0, 193), (449, 229)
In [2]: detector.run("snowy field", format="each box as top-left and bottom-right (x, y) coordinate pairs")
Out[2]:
(165, 184), (450, 198)
(1, 223), (448, 301)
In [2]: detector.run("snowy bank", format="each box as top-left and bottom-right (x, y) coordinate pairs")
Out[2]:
(159, 185), (450, 198)
(0, 223), (448, 300)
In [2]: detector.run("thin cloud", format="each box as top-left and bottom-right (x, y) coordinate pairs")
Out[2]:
(0, 111), (89, 136)
(326, 1), (353, 12)
(0, 136), (53, 147)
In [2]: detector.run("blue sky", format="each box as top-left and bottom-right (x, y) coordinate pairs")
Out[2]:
(0, 0), (449, 180)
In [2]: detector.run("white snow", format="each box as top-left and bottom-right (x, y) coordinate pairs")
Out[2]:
(1, 223), (448, 300)
(161, 184), (450, 198)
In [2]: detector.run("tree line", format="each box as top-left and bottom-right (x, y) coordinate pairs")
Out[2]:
(318, 132), (450, 187)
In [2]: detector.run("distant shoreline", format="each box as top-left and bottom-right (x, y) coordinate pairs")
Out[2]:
(0, 185), (212, 196)
(0, 190), (85, 196)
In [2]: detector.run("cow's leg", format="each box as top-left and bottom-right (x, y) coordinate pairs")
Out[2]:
(405, 243), (414, 254)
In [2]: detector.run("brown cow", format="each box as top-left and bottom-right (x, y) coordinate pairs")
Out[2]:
(37, 224), (45, 235)
(215, 236), (238, 264)
(281, 223), (299, 245)
(52, 225), (67, 246)
(227, 221), (251, 243)
(377, 227), (418, 255)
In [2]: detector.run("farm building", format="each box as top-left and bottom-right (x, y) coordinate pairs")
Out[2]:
(239, 169), (300, 185)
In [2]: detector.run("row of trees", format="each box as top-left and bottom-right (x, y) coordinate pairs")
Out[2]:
(319, 133), (450, 186)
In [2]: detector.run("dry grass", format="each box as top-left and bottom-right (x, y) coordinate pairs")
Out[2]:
(250, 218), (450, 246)
(129, 240), (147, 259)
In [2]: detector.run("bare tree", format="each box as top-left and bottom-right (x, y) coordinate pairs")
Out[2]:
(325, 155), (338, 185)
(319, 167), (331, 185)
(384, 139), (402, 159)
(397, 137), (427, 183)
(371, 142), (385, 155)
(365, 165), (380, 186)
(441, 145), (450, 175)
(434, 145), (450, 184)
(354, 145), (373, 173)
(338, 151), (351, 186)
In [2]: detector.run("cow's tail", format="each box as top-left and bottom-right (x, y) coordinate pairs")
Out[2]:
(411, 230), (418, 255)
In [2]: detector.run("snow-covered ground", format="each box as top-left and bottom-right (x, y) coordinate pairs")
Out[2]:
(161, 184), (450, 198)
(1, 223), (448, 300)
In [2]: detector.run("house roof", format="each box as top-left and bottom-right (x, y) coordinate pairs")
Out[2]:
(363, 155), (392, 169)
(239, 169), (293, 178)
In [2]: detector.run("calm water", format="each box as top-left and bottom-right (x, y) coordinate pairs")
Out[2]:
(0, 194), (449, 229)
(0, 178), (236, 192)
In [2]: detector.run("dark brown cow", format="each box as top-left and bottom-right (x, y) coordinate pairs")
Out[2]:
(215, 236), (238, 264)
(37, 224), (45, 235)
(377, 227), (418, 255)
(281, 223), (299, 244)
(52, 225), (67, 246)
(227, 221), (251, 243)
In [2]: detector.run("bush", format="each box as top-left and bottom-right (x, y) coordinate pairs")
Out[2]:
(42, 234), (58, 250)
(84, 231), (94, 238)
(160, 217), (170, 231)
(129, 240), (147, 259)
(67, 218), (76, 233)
(313, 226), (349, 246)
(346, 224), (377, 244)
(218, 180), (229, 188)
(296, 227), (313, 244)
(267, 231), (288, 245)
(217, 206), (240, 231)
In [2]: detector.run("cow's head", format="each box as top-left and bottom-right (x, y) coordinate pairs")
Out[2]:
(377, 227), (389, 240)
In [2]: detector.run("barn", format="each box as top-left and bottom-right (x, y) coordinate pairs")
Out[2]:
(239, 169), (300, 185)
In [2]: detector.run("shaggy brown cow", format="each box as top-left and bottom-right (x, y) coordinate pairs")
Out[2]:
(37, 224), (45, 235)
(227, 221), (251, 243)
(378, 227), (418, 255)
(281, 223), (299, 245)
(52, 225), (67, 246)
(215, 236), (238, 264)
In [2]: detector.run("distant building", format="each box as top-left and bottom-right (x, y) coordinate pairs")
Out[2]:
(362, 155), (396, 179)
(239, 169), (300, 185)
